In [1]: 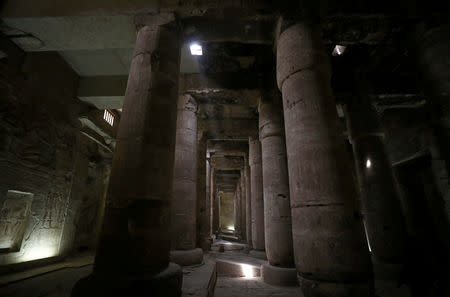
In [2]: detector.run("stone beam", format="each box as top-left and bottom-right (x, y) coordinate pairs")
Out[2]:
(370, 94), (427, 112)
(180, 73), (260, 92)
(198, 104), (256, 120)
(199, 118), (258, 139)
(75, 74), (261, 109)
(77, 76), (127, 109)
(207, 140), (248, 154)
(183, 17), (274, 44)
(211, 155), (244, 170)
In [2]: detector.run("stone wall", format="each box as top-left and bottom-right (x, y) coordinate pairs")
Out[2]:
(0, 51), (112, 266)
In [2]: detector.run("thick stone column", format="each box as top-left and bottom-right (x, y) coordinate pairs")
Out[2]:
(245, 164), (252, 245)
(345, 102), (407, 280)
(277, 22), (373, 296)
(259, 92), (297, 286)
(171, 94), (203, 266)
(249, 137), (265, 250)
(72, 23), (182, 297)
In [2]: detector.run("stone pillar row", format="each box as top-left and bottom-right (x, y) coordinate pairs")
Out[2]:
(276, 22), (373, 297)
(259, 91), (297, 286)
(73, 23), (183, 297)
(170, 94), (203, 266)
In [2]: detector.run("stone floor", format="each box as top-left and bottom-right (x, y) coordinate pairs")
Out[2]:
(0, 265), (92, 297)
(0, 240), (413, 297)
(215, 277), (303, 297)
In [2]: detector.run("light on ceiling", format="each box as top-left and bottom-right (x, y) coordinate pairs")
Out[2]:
(366, 159), (372, 169)
(332, 45), (346, 56)
(190, 43), (203, 56)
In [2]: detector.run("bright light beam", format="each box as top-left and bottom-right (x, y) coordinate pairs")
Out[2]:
(190, 43), (203, 56)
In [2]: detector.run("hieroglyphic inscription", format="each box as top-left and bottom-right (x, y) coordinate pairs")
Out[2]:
(0, 190), (33, 251)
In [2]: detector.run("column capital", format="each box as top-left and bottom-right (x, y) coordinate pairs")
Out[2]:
(134, 13), (177, 29)
(259, 89), (284, 139)
(276, 22), (330, 91)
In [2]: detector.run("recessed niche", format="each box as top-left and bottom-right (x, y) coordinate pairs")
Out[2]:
(0, 190), (34, 253)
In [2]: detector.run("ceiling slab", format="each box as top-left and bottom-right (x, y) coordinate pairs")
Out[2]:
(2, 16), (136, 51)
(59, 48), (133, 76)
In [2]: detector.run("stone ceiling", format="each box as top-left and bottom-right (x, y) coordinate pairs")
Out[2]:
(2, 0), (448, 196)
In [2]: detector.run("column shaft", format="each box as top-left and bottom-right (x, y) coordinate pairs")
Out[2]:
(240, 169), (247, 241)
(234, 183), (241, 237)
(249, 138), (265, 250)
(95, 24), (181, 274)
(73, 23), (183, 297)
(345, 103), (407, 279)
(172, 95), (198, 250)
(206, 156), (212, 237)
(277, 22), (372, 296)
(245, 164), (252, 245)
(212, 171), (220, 233)
(259, 93), (294, 267)
(196, 136), (209, 248)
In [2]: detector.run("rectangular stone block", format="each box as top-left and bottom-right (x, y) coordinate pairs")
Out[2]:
(0, 190), (34, 252)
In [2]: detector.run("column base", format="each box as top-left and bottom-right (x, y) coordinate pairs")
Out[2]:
(372, 257), (404, 281)
(249, 250), (267, 260)
(170, 248), (203, 266)
(261, 264), (298, 286)
(298, 275), (373, 297)
(199, 237), (212, 251)
(71, 262), (182, 297)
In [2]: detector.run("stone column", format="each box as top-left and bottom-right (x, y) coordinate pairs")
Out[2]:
(196, 136), (210, 251)
(170, 94), (203, 266)
(234, 183), (241, 237)
(277, 22), (373, 297)
(205, 153), (212, 242)
(345, 102), (407, 280)
(72, 23), (182, 297)
(259, 92), (297, 286)
(211, 167), (219, 234)
(245, 164), (252, 246)
(249, 137), (265, 250)
(239, 169), (247, 242)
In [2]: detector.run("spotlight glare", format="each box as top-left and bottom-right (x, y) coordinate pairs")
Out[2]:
(241, 264), (255, 278)
(366, 159), (372, 168)
(332, 45), (346, 56)
(190, 43), (203, 56)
